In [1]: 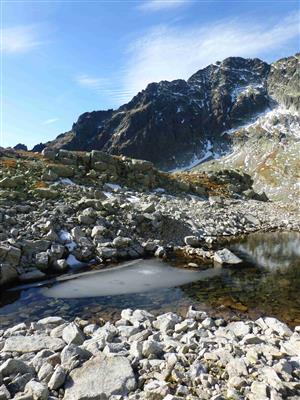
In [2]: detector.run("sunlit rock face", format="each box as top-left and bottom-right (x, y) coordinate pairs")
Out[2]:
(194, 104), (300, 201)
(267, 54), (300, 112)
(32, 55), (286, 169)
(31, 53), (299, 194)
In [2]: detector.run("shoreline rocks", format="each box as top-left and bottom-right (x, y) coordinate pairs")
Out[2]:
(0, 308), (300, 399)
(0, 178), (299, 289)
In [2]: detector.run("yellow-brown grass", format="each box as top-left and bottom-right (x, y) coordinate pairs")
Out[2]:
(0, 159), (17, 169)
(34, 181), (48, 189)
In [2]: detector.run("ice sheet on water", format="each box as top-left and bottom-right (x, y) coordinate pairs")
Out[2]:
(42, 259), (222, 298)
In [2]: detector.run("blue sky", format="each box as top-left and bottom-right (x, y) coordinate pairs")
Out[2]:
(1, 0), (299, 149)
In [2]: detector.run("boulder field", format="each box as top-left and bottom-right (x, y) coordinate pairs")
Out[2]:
(0, 308), (300, 399)
(0, 148), (299, 287)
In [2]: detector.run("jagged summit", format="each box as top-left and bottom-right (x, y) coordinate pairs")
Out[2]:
(32, 54), (299, 170)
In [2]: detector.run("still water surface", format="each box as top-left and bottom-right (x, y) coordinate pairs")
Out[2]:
(0, 231), (299, 328)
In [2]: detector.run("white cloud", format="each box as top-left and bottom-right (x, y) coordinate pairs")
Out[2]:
(1, 25), (43, 54)
(122, 13), (299, 100)
(43, 118), (59, 125)
(76, 74), (108, 90)
(76, 74), (131, 105)
(138, 0), (191, 12)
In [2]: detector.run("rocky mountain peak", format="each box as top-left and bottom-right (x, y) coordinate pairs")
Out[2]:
(32, 54), (298, 170)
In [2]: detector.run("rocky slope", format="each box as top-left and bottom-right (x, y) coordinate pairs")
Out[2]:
(1, 148), (299, 288)
(33, 55), (299, 170)
(193, 106), (300, 201)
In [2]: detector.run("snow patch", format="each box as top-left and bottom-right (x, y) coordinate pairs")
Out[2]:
(170, 140), (214, 172)
(153, 188), (165, 194)
(103, 191), (114, 198)
(223, 106), (300, 138)
(231, 83), (263, 102)
(59, 230), (72, 243)
(59, 178), (76, 186)
(104, 183), (122, 191)
(66, 254), (86, 268)
(127, 195), (140, 203)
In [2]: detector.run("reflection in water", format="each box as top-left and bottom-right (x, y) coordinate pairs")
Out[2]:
(231, 231), (300, 271)
(0, 231), (299, 328)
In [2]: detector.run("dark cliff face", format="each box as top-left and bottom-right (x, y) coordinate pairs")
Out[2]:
(35, 55), (298, 169)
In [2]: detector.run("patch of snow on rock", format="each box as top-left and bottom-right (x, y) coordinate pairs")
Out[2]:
(170, 140), (214, 172)
(66, 254), (86, 268)
(59, 230), (72, 243)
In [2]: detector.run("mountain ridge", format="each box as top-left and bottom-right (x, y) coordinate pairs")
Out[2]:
(32, 54), (299, 170)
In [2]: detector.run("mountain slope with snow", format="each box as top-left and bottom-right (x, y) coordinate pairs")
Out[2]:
(193, 106), (300, 201)
(32, 53), (299, 198)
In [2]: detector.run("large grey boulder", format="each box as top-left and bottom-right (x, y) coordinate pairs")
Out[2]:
(0, 359), (35, 377)
(63, 355), (136, 399)
(0, 177), (17, 189)
(1, 245), (21, 265)
(264, 317), (293, 337)
(3, 335), (65, 353)
(0, 264), (18, 286)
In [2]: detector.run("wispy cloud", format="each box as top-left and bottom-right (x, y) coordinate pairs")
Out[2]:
(75, 74), (131, 105)
(43, 118), (59, 125)
(76, 74), (108, 90)
(138, 0), (191, 12)
(1, 24), (44, 54)
(122, 13), (299, 100)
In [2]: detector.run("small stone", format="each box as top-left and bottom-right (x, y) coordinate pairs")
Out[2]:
(250, 381), (268, 399)
(142, 340), (164, 358)
(48, 365), (66, 390)
(62, 323), (85, 345)
(226, 321), (251, 338)
(226, 358), (248, 378)
(25, 380), (49, 400)
(184, 236), (201, 247)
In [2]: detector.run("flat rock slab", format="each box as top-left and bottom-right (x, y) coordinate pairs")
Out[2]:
(3, 335), (65, 353)
(63, 355), (136, 399)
